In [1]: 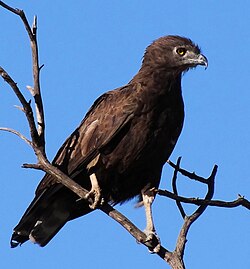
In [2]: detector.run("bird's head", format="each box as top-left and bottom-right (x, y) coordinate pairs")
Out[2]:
(143, 35), (208, 73)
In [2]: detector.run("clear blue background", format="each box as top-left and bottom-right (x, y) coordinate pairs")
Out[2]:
(1, 1), (249, 268)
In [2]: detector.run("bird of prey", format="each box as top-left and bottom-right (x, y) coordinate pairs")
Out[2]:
(11, 35), (208, 249)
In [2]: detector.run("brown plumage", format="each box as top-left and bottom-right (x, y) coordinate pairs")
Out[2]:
(11, 35), (207, 248)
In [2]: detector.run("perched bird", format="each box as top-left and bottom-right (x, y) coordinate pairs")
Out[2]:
(11, 35), (208, 249)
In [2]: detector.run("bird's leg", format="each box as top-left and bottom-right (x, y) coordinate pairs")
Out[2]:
(85, 173), (103, 209)
(142, 185), (161, 253)
(85, 154), (104, 209)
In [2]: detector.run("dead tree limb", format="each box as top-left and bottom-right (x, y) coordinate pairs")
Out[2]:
(158, 190), (250, 210)
(172, 157), (186, 219)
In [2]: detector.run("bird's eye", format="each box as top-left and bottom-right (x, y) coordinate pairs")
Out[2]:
(176, 48), (187, 56)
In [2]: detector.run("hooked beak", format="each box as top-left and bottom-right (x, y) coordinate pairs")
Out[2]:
(196, 54), (208, 69)
(183, 52), (208, 69)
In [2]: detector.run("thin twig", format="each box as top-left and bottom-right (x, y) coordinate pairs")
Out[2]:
(0, 127), (32, 146)
(158, 189), (250, 210)
(0, 66), (39, 145)
(167, 159), (208, 184)
(14, 105), (25, 113)
(29, 15), (45, 141)
(0, 1), (19, 14)
(172, 157), (186, 219)
(191, 165), (217, 218)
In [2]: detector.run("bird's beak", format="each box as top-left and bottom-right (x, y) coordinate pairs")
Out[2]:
(183, 52), (208, 69)
(196, 54), (208, 69)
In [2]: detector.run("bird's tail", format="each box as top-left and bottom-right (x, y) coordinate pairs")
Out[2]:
(11, 184), (91, 247)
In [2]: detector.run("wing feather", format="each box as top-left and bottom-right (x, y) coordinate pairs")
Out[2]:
(36, 84), (137, 194)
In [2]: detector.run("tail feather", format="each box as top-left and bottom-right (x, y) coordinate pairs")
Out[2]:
(11, 184), (91, 247)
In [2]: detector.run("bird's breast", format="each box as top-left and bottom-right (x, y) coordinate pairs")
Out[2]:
(101, 89), (184, 174)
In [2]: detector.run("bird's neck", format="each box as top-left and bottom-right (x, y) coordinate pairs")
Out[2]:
(130, 66), (182, 97)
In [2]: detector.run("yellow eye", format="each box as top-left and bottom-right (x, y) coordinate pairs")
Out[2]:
(176, 47), (187, 56)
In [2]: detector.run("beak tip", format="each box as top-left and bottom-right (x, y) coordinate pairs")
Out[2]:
(199, 54), (208, 69)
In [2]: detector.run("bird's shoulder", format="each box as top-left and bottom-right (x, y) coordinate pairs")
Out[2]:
(35, 83), (140, 193)
(83, 83), (141, 120)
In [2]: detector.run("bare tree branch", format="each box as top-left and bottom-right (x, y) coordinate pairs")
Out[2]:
(163, 161), (250, 209)
(174, 164), (217, 264)
(167, 159), (208, 184)
(0, 66), (39, 146)
(158, 190), (250, 210)
(0, 1), (45, 148)
(14, 104), (25, 113)
(0, 127), (32, 146)
(0, 1), (18, 14)
(172, 157), (186, 219)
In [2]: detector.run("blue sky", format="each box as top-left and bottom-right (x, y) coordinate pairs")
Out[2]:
(1, 1), (249, 268)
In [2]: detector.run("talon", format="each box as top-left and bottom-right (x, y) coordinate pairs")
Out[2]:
(86, 173), (102, 209)
(86, 185), (103, 209)
(144, 230), (161, 253)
